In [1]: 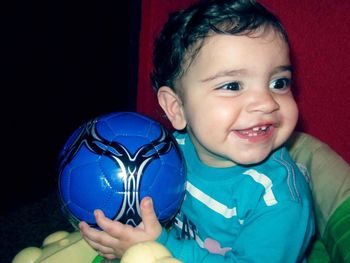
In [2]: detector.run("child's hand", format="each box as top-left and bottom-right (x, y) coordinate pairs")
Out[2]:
(79, 197), (162, 260)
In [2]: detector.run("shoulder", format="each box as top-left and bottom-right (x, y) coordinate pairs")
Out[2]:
(252, 147), (312, 203)
(262, 147), (301, 178)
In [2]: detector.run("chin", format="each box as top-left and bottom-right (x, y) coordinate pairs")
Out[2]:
(234, 151), (272, 166)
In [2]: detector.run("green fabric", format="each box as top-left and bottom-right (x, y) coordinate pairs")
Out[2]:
(91, 255), (121, 263)
(307, 240), (330, 263)
(323, 197), (350, 263)
(91, 255), (104, 263)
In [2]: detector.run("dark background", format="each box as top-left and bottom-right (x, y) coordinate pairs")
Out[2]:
(1, 1), (140, 262)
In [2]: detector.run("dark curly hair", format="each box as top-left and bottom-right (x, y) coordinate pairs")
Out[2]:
(150, 0), (288, 92)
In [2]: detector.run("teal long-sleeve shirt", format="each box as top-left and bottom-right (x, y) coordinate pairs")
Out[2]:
(157, 132), (315, 262)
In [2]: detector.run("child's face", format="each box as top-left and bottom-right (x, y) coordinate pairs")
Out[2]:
(162, 29), (298, 167)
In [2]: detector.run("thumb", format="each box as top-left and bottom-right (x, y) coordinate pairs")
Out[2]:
(140, 197), (162, 236)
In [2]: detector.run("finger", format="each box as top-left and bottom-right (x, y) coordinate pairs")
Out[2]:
(140, 197), (162, 235)
(86, 238), (114, 254)
(79, 221), (101, 242)
(89, 241), (122, 259)
(81, 229), (121, 257)
(79, 219), (116, 246)
(95, 243), (116, 255)
(94, 209), (129, 237)
(80, 233), (104, 251)
(79, 218), (124, 258)
(100, 253), (120, 260)
(78, 221), (88, 231)
(79, 220), (102, 238)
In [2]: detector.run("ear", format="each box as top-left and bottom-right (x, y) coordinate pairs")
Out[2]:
(157, 86), (187, 130)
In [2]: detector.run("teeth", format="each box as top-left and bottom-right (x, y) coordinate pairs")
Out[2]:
(238, 125), (270, 137)
(252, 126), (268, 132)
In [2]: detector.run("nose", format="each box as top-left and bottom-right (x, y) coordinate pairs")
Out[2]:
(246, 90), (279, 114)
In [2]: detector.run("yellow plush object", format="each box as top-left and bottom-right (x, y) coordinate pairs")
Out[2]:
(154, 259), (184, 263)
(12, 231), (97, 263)
(121, 241), (183, 263)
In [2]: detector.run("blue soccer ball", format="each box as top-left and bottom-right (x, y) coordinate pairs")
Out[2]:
(58, 112), (186, 228)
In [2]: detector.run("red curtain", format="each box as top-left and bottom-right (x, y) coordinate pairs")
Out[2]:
(137, 0), (350, 163)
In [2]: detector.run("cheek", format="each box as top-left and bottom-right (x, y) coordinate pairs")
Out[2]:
(190, 98), (233, 120)
(282, 98), (299, 128)
(183, 91), (242, 131)
(184, 103), (215, 132)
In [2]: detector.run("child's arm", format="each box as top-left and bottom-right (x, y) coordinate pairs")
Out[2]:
(79, 197), (162, 260)
(81, 195), (314, 262)
(158, 201), (314, 263)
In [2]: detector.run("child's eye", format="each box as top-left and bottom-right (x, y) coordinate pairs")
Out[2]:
(218, 82), (242, 91)
(269, 78), (291, 91)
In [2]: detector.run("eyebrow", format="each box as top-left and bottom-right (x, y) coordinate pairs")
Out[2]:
(200, 65), (293, 83)
(200, 69), (247, 83)
(273, 65), (293, 75)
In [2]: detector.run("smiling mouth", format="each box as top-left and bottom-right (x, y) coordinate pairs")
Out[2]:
(235, 125), (272, 138)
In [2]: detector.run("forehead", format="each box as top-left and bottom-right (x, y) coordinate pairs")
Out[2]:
(186, 29), (290, 74)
